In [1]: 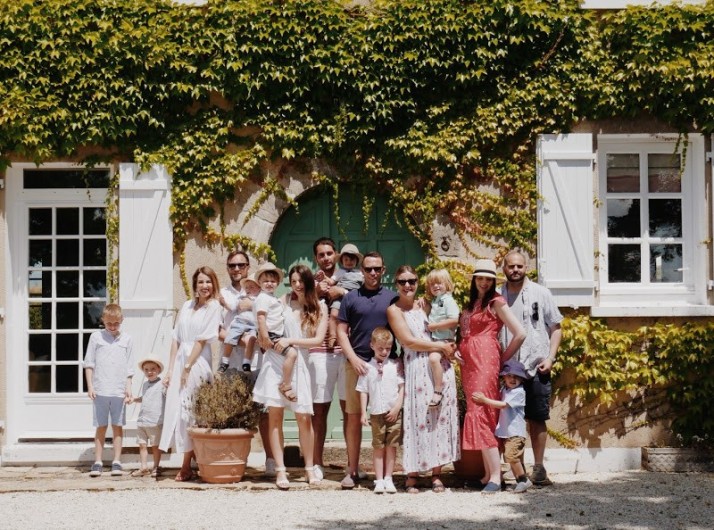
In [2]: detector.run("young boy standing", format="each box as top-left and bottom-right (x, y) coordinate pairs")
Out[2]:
(356, 327), (404, 494)
(130, 355), (165, 478)
(472, 359), (532, 493)
(83, 303), (134, 477)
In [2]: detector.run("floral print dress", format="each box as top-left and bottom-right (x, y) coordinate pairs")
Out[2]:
(401, 306), (460, 473)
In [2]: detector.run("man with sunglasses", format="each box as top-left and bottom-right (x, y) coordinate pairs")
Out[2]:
(500, 250), (563, 486)
(219, 250), (274, 473)
(336, 251), (396, 489)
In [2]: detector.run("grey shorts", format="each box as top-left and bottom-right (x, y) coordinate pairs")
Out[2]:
(524, 371), (551, 421)
(93, 395), (126, 427)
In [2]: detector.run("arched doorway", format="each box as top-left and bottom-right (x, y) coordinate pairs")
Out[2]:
(271, 185), (425, 287)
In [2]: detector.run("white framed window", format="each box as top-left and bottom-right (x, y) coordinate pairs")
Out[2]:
(581, 0), (706, 9)
(595, 134), (708, 315)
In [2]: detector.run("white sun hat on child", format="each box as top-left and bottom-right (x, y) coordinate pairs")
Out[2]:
(337, 243), (363, 266)
(137, 354), (164, 374)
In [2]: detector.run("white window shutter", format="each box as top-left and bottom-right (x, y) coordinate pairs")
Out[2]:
(537, 134), (595, 307)
(118, 164), (174, 374)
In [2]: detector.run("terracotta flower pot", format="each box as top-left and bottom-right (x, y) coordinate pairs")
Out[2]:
(189, 427), (256, 484)
(453, 449), (485, 480)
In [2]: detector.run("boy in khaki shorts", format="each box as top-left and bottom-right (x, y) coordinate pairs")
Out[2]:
(356, 328), (404, 494)
(473, 359), (532, 493)
(130, 355), (165, 477)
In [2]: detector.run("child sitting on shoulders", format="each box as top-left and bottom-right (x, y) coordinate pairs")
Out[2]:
(253, 263), (299, 402)
(472, 359), (532, 493)
(130, 355), (166, 478)
(356, 327), (404, 494)
(316, 243), (364, 347)
(219, 273), (260, 374)
(425, 268), (459, 408)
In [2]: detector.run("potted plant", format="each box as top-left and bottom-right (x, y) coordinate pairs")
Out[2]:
(642, 434), (714, 473)
(189, 369), (262, 483)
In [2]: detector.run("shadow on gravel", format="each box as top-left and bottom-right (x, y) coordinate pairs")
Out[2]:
(295, 472), (714, 530)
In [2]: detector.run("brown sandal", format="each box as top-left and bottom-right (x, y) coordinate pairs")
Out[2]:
(431, 474), (446, 493)
(279, 383), (297, 402)
(405, 476), (419, 494)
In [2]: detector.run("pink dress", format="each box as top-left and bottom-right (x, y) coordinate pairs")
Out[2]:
(459, 296), (504, 450)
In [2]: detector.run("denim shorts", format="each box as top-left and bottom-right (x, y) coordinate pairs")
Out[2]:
(524, 371), (551, 422)
(93, 395), (126, 427)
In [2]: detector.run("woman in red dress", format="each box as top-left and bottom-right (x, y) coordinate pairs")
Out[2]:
(458, 259), (526, 493)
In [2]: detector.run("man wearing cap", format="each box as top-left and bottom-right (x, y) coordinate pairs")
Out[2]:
(499, 250), (563, 486)
(337, 250), (396, 489)
(309, 237), (348, 481)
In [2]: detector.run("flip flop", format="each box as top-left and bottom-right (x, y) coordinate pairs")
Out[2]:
(130, 468), (151, 477)
(174, 470), (196, 482)
(405, 476), (419, 494)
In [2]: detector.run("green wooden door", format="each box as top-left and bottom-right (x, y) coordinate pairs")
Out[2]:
(270, 185), (425, 440)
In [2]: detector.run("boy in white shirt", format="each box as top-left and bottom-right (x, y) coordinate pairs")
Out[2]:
(356, 327), (404, 494)
(83, 304), (134, 477)
(473, 359), (532, 493)
(130, 355), (166, 478)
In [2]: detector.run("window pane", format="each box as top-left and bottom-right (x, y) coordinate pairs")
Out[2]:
(84, 270), (107, 298)
(57, 239), (79, 266)
(607, 199), (640, 237)
(607, 154), (639, 192)
(650, 245), (683, 283)
(29, 240), (52, 267)
(29, 271), (52, 298)
(29, 366), (51, 393)
(29, 302), (52, 330)
(57, 271), (79, 298)
(57, 208), (79, 235)
(23, 169), (110, 189)
(29, 334), (51, 361)
(648, 153), (681, 192)
(29, 208), (52, 235)
(84, 302), (104, 329)
(83, 239), (106, 266)
(56, 334), (79, 362)
(56, 365), (79, 393)
(83, 207), (106, 235)
(57, 302), (79, 329)
(608, 244), (641, 283)
(649, 199), (682, 238)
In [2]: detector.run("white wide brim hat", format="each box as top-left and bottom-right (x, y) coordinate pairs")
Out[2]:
(472, 259), (498, 279)
(255, 262), (285, 284)
(138, 354), (165, 373)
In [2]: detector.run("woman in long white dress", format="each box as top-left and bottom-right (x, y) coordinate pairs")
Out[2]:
(387, 265), (460, 493)
(253, 264), (327, 489)
(159, 266), (223, 482)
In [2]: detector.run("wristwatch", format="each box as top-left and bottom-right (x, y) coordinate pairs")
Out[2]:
(183, 363), (192, 372)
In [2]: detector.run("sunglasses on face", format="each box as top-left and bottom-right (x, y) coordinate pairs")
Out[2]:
(363, 266), (384, 273)
(228, 263), (249, 269)
(396, 278), (417, 286)
(532, 302), (539, 321)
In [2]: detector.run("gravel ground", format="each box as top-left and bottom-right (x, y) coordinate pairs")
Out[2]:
(0, 469), (712, 529)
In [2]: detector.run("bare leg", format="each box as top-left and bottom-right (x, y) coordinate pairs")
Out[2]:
(312, 402), (330, 466)
(138, 443), (148, 470)
(110, 425), (123, 463)
(373, 447), (385, 480)
(529, 419), (548, 466)
(279, 348), (298, 401)
(428, 352), (444, 405)
(482, 446), (501, 484)
(296, 413), (318, 483)
(151, 446), (161, 470)
(384, 447), (397, 479)
(93, 426), (107, 463)
(242, 335), (257, 367)
(327, 309), (339, 347)
(267, 407), (288, 488)
(178, 451), (194, 479)
(345, 412), (362, 476)
(259, 412), (273, 459)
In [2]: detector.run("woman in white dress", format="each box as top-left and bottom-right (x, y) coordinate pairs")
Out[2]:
(159, 266), (223, 482)
(253, 264), (328, 489)
(386, 265), (460, 493)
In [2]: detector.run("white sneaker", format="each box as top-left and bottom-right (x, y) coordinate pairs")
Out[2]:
(383, 476), (397, 494)
(313, 465), (324, 481)
(513, 478), (533, 493)
(373, 479), (385, 494)
(264, 457), (277, 477)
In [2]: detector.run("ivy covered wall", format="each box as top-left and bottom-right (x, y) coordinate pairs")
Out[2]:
(2, 0), (714, 446)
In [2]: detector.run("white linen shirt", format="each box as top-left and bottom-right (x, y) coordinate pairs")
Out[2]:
(495, 385), (527, 438)
(83, 329), (134, 397)
(253, 291), (285, 336)
(355, 358), (404, 415)
(136, 378), (165, 427)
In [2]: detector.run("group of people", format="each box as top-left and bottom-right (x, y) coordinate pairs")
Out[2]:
(84, 237), (563, 495)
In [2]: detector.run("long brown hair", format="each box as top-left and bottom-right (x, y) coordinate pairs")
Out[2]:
(289, 265), (321, 335)
(192, 266), (220, 300)
(467, 275), (496, 312)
